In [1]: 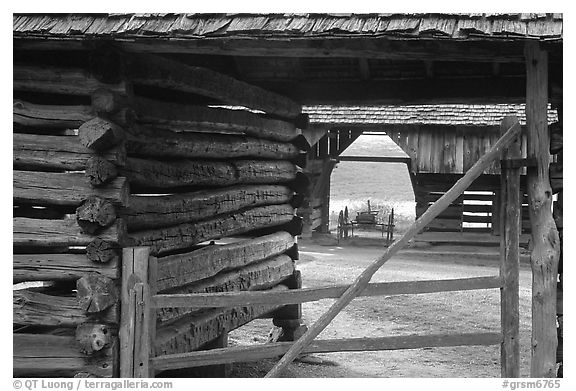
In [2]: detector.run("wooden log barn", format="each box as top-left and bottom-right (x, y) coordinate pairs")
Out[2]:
(302, 103), (559, 243)
(12, 13), (562, 378)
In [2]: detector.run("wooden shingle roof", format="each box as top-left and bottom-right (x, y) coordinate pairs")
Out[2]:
(13, 13), (563, 40)
(304, 104), (559, 126)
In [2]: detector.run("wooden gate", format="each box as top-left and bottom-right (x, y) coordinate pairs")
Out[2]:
(120, 117), (524, 377)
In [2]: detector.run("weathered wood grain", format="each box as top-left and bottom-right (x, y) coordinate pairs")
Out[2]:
(13, 333), (116, 377)
(79, 117), (125, 151)
(125, 125), (301, 160)
(85, 156), (119, 186)
(76, 196), (117, 234)
(13, 252), (119, 283)
(14, 171), (129, 207)
(129, 204), (294, 255)
(13, 218), (127, 248)
(13, 64), (127, 96)
(156, 231), (295, 292)
(500, 116), (522, 377)
(121, 158), (296, 191)
(525, 42), (561, 378)
(77, 273), (119, 313)
(157, 255), (295, 322)
(76, 323), (113, 355)
(126, 53), (301, 119)
(13, 133), (126, 171)
(153, 332), (502, 372)
(13, 99), (92, 129)
(134, 97), (299, 142)
(154, 276), (502, 309)
(13, 289), (117, 327)
(123, 185), (293, 231)
(120, 247), (151, 377)
(155, 290), (285, 356)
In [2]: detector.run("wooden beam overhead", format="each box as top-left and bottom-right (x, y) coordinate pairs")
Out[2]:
(14, 37), (562, 63)
(250, 77), (526, 105)
(358, 58), (370, 80)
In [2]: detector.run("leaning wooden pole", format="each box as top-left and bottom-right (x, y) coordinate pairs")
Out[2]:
(525, 42), (561, 378)
(265, 119), (522, 377)
(499, 116), (522, 377)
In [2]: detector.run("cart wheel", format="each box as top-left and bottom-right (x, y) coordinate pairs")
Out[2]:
(343, 207), (349, 238)
(337, 210), (344, 242)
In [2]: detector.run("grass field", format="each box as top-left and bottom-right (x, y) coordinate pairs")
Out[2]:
(330, 134), (415, 232)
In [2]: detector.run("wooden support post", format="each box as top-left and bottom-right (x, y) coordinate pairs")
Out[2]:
(120, 247), (153, 378)
(265, 117), (522, 378)
(499, 116), (521, 377)
(525, 42), (561, 378)
(492, 190), (501, 236)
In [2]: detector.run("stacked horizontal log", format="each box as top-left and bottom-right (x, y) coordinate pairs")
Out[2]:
(118, 53), (308, 371)
(13, 58), (132, 377)
(14, 50), (308, 377)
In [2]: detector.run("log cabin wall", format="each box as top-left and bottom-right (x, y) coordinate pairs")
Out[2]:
(13, 47), (308, 377)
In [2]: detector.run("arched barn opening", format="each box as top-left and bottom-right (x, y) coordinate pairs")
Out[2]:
(13, 13), (562, 379)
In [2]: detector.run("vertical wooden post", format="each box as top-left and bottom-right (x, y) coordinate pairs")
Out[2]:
(120, 247), (152, 378)
(492, 190), (501, 236)
(499, 116), (521, 377)
(525, 41), (561, 378)
(147, 256), (158, 378)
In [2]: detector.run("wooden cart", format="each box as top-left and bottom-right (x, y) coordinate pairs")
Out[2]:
(337, 201), (395, 245)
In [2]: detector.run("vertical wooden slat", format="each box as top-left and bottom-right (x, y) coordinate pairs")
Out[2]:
(525, 41), (560, 378)
(120, 247), (151, 378)
(455, 127), (465, 174)
(148, 256), (158, 377)
(500, 116), (521, 378)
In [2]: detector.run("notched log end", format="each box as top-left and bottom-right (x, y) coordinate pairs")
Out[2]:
(76, 323), (111, 354)
(85, 157), (118, 187)
(79, 117), (125, 151)
(76, 273), (118, 313)
(76, 196), (117, 234)
(87, 238), (120, 264)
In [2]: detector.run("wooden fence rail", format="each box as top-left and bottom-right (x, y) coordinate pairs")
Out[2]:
(119, 117), (523, 378)
(265, 117), (522, 377)
(152, 276), (503, 308)
(152, 332), (502, 372)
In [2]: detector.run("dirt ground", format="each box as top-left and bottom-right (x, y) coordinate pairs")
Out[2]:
(227, 238), (533, 378)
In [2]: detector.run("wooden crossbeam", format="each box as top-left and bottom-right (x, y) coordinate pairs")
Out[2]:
(126, 53), (302, 120)
(337, 156), (411, 164)
(152, 332), (502, 372)
(265, 117), (522, 377)
(152, 276), (502, 308)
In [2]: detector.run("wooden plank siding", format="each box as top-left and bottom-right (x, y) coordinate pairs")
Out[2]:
(390, 124), (531, 176)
